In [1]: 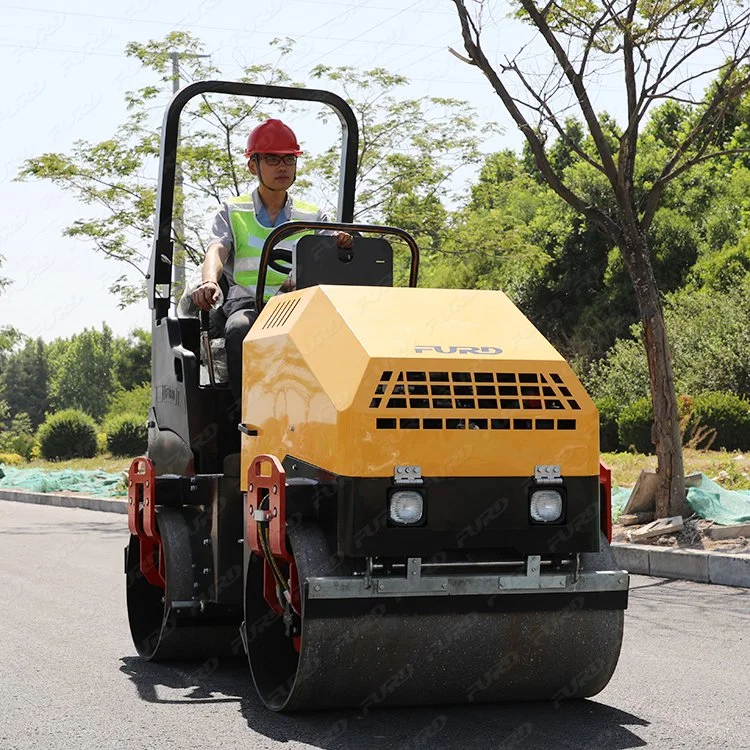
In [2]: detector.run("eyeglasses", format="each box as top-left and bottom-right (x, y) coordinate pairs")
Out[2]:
(259, 154), (298, 166)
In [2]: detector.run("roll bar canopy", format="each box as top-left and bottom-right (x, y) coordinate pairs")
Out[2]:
(148, 80), (359, 320)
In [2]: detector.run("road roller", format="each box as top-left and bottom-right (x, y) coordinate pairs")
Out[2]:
(125, 80), (629, 711)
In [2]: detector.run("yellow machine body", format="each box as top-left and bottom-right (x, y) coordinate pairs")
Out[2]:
(240, 285), (598, 488)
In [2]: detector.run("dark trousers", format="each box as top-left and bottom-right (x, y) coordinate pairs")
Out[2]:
(224, 304), (258, 406)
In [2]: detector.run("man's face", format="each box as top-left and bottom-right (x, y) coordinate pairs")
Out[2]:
(250, 153), (297, 191)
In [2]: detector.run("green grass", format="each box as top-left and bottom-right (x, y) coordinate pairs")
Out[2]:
(604, 448), (750, 489)
(25, 455), (133, 473)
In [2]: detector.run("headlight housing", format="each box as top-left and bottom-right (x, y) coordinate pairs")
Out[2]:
(529, 489), (564, 523)
(389, 490), (424, 525)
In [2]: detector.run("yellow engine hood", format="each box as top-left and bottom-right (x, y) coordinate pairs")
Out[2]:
(240, 285), (598, 484)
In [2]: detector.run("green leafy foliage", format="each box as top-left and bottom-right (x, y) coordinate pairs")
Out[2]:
(0, 338), (49, 428)
(37, 410), (98, 460)
(585, 334), (649, 405)
(300, 65), (490, 259)
(686, 392), (750, 451)
(113, 329), (151, 391)
(595, 396), (622, 452)
(617, 397), (654, 454)
(104, 414), (147, 457)
(17, 32), (298, 304)
(48, 325), (115, 421)
(105, 384), (151, 423)
(0, 412), (36, 460)
(587, 278), (750, 405)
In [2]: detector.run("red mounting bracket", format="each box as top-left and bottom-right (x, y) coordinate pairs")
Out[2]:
(128, 456), (165, 589)
(599, 460), (613, 543)
(246, 455), (299, 621)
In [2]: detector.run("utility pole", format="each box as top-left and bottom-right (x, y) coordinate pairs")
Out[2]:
(170, 51), (209, 311)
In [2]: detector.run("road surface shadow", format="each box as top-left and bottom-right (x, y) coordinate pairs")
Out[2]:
(120, 656), (648, 749)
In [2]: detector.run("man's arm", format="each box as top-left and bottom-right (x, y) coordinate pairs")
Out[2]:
(192, 242), (230, 311)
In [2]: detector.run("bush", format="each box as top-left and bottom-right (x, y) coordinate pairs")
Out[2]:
(617, 397), (654, 454)
(0, 452), (24, 466)
(686, 391), (750, 451)
(105, 384), (151, 423)
(585, 334), (649, 405)
(105, 414), (147, 457)
(96, 431), (108, 455)
(595, 396), (622, 452)
(0, 412), (37, 460)
(37, 409), (98, 460)
(5, 433), (36, 461)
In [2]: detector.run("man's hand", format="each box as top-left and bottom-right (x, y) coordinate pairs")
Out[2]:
(192, 280), (220, 311)
(278, 276), (296, 294)
(335, 232), (353, 249)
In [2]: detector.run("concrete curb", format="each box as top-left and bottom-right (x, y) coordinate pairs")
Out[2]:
(612, 542), (750, 589)
(2, 489), (748, 588)
(0, 488), (127, 514)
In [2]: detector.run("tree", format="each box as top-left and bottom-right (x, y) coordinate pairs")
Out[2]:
(17, 33), (490, 304)
(0, 255), (20, 371)
(452, 0), (750, 517)
(48, 325), (115, 421)
(298, 66), (491, 256)
(113, 328), (151, 391)
(17, 32), (298, 306)
(0, 338), (49, 428)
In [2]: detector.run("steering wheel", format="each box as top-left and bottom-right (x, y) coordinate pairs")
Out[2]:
(269, 246), (293, 275)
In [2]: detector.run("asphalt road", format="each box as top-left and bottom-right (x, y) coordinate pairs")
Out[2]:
(1, 501), (748, 750)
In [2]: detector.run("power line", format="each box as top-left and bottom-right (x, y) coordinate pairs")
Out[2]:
(0, 40), (497, 88)
(303, 0), (428, 69)
(0, 4), (446, 48)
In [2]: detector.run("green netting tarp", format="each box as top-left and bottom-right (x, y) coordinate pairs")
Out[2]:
(610, 473), (750, 526)
(611, 487), (632, 522)
(0, 466), (127, 497)
(685, 474), (750, 526)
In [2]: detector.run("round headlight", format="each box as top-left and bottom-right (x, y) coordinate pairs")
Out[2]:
(389, 490), (424, 525)
(530, 489), (563, 523)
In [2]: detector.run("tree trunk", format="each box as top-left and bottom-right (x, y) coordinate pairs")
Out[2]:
(623, 237), (687, 518)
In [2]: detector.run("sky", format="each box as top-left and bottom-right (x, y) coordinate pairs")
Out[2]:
(0, 0), (630, 342)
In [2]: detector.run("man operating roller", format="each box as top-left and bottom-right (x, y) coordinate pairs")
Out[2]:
(192, 118), (351, 405)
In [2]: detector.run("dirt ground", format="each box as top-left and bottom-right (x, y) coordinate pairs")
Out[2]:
(613, 518), (750, 555)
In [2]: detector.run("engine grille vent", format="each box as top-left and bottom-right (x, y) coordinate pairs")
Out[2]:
(376, 417), (577, 431)
(262, 298), (301, 329)
(369, 370), (580, 414)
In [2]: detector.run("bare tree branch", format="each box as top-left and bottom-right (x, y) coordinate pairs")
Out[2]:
(452, 0), (620, 238)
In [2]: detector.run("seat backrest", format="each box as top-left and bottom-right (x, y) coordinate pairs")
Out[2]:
(295, 235), (393, 289)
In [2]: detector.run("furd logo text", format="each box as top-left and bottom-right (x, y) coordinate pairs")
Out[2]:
(414, 345), (503, 355)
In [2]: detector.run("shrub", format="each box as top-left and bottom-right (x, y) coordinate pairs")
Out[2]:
(105, 414), (147, 457)
(105, 384), (151, 423)
(617, 397), (654, 454)
(686, 391), (750, 451)
(96, 431), (108, 455)
(584, 334), (649, 405)
(5, 433), (36, 461)
(37, 409), (98, 460)
(0, 413), (37, 460)
(595, 396), (622, 452)
(0, 452), (24, 466)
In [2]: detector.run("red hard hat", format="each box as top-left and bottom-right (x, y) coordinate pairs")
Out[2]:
(244, 119), (303, 158)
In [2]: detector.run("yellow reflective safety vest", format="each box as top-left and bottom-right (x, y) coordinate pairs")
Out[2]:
(226, 194), (320, 299)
